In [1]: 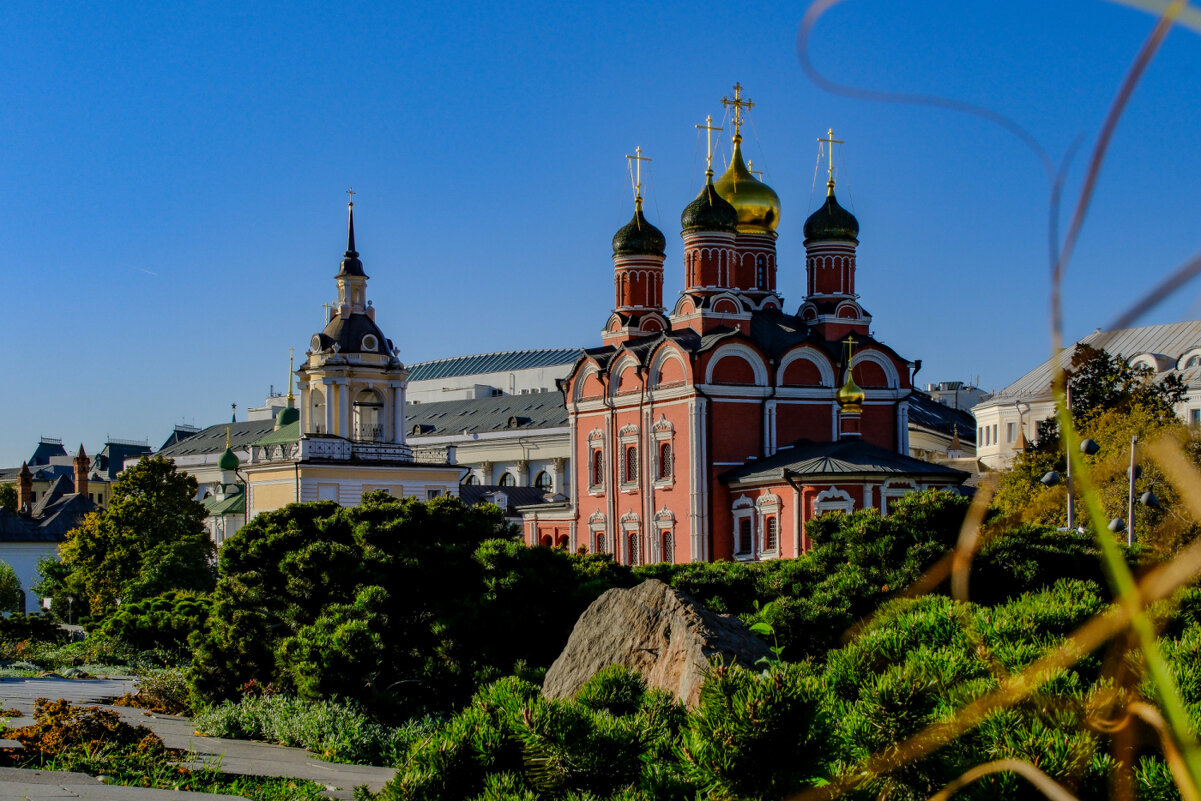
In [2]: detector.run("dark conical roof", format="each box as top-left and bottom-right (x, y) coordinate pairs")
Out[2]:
(803, 189), (859, 243)
(612, 202), (666, 257)
(681, 178), (738, 233)
(336, 202), (367, 277)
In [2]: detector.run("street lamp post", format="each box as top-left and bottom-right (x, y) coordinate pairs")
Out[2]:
(1128, 435), (1138, 547)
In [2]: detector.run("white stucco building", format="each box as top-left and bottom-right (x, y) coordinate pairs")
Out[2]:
(973, 321), (1201, 468)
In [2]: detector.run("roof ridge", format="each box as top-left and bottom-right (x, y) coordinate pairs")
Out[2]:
(408, 346), (583, 367)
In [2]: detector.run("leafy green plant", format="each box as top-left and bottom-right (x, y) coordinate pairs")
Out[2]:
(194, 693), (429, 765)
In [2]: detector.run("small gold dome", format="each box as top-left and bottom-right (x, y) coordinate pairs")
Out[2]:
(837, 372), (865, 413)
(713, 135), (781, 234)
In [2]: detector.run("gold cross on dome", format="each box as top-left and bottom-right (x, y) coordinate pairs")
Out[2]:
(818, 128), (844, 194)
(625, 146), (652, 206)
(346, 187), (356, 207)
(748, 159), (764, 180)
(721, 82), (754, 138)
(843, 334), (858, 367)
(695, 115), (722, 175)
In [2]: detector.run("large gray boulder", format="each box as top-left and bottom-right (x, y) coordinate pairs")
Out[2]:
(542, 578), (771, 708)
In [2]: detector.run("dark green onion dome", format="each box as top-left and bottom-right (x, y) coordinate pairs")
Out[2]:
(612, 201), (666, 257)
(217, 446), (240, 472)
(275, 405), (300, 429)
(681, 178), (738, 233)
(803, 189), (859, 243)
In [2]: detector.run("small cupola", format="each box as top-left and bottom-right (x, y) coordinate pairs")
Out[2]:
(681, 178), (738, 233)
(803, 191), (859, 244)
(612, 199), (666, 257)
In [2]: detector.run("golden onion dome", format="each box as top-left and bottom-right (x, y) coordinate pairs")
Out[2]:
(836, 372), (865, 413)
(712, 135), (780, 234)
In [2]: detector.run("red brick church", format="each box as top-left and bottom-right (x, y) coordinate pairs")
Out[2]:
(523, 86), (964, 564)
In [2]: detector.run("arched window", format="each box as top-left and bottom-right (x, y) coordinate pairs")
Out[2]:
(658, 442), (672, 480)
(764, 517), (778, 552)
(661, 530), (674, 563)
(624, 446), (638, 483)
(499, 472), (515, 487)
(353, 388), (385, 441)
(590, 450), (604, 488)
(462, 473), (479, 485)
(535, 471), (552, 492)
(595, 532), (606, 554)
(756, 255), (766, 288)
(539, 534), (552, 547)
(737, 518), (753, 554)
(628, 532), (641, 566)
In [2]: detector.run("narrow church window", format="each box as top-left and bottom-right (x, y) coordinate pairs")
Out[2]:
(624, 446), (638, 483)
(595, 532), (606, 553)
(661, 530), (674, 563)
(737, 518), (752, 554)
(764, 517), (778, 551)
(590, 450), (604, 488)
(756, 255), (766, 288)
(658, 442), (673, 479)
(628, 532), (641, 565)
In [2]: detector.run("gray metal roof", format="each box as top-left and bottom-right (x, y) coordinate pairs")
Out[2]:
(406, 348), (584, 382)
(156, 420), (277, 458)
(406, 393), (567, 438)
(908, 391), (976, 444)
(981, 320), (1201, 406)
(722, 438), (968, 485)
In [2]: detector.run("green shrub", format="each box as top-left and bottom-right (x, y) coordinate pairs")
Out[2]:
(194, 693), (430, 765)
(100, 590), (211, 656)
(0, 612), (70, 646)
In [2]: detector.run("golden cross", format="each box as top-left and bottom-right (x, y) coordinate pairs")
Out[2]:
(748, 159), (764, 181)
(287, 347), (295, 401)
(843, 334), (858, 367)
(721, 82), (754, 138)
(818, 128), (844, 195)
(625, 146), (652, 205)
(695, 115), (722, 175)
(346, 187), (356, 207)
(322, 302), (330, 321)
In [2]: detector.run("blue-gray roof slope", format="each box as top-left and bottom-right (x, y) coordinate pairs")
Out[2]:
(406, 348), (584, 382)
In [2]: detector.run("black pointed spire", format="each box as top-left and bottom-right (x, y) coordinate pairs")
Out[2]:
(336, 193), (366, 277)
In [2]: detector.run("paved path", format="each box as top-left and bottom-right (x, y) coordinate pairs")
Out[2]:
(0, 679), (397, 800)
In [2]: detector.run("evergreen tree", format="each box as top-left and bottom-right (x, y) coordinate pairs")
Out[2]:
(56, 455), (214, 621)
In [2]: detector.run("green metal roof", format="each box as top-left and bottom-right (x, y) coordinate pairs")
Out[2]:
(203, 491), (245, 516)
(252, 420), (301, 446)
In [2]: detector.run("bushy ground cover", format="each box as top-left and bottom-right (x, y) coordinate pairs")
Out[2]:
(194, 692), (434, 766)
(369, 576), (1197, 800)
(0, 697), (326, 801)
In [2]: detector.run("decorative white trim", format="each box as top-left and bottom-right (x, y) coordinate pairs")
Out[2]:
(814, 486), (854, 516)
(777, 348), (836, 387)
(853, 349), (901, 389)
(705, 343), (769, 386)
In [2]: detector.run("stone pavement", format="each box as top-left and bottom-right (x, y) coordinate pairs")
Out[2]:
(0, 678), (397, 800)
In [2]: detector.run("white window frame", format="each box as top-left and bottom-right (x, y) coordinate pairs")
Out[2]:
(756, 494), (782, 558)
(652, 416), (675, 488)
(732, 495), (756, 561)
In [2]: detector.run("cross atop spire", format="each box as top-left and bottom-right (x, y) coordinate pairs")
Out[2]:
(287, 347), (295, 405)
(818, 128), (844, 196)
(696, 115), (722, 177)
(721, 82), (754, 140)
(625, 146), (652, 210)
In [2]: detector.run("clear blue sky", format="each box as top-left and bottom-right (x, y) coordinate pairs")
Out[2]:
(3, 0), (1200, 466)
